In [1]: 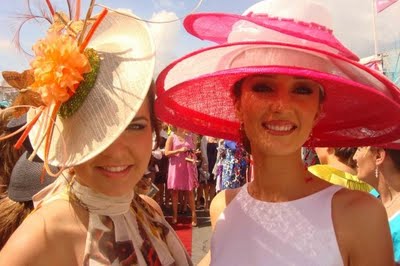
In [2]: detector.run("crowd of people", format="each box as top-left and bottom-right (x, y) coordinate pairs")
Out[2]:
(1, 0), (400, 265)
(146, 126), (250, 226)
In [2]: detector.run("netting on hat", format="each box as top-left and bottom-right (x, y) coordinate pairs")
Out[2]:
(160, 43), (398, 101)
(184, 13), (358, 60)
(156, 42), (400, 147)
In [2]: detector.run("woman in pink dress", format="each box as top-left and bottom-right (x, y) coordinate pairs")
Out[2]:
(165, 127), (198, 225)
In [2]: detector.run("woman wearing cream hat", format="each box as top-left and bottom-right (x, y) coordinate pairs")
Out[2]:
(0, 1), (192, 265)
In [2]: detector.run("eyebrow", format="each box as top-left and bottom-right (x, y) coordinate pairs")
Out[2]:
(130, 116), (149, 122)
(254, 75), (312, 81)
(293, 77), (316, 82)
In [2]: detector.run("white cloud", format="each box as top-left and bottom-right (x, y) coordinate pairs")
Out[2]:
(314, 0), (400, 58)
(152, 0), (185, 10)
(0, 39), (12, 51)
(149, 10), (180, 76)
(0, 38), (30, 72)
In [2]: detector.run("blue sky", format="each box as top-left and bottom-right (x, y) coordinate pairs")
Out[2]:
(0, 0), (399, 76)
(0, 0), (257, 74)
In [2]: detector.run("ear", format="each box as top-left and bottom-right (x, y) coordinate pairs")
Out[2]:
(326, 147), (335, 155)
(375, 148), (386, 166)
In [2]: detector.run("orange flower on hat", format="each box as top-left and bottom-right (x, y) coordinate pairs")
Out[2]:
(30, 32), (91, 106)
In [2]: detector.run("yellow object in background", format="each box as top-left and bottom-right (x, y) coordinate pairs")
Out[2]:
(308, 164), (373, 192)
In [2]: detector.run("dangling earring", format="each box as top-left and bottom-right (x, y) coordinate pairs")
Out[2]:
(239, 122), (245, 141)
(375, 166), (379, 178)
(303, 132), (316, 169)
(239, 122), (251, 154)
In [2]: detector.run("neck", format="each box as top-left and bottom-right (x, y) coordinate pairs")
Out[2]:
(326, 158), (356, 175)
(70, 179), (133, 216)
(249, 148), (313, 200)
(377, 168), (400, 205)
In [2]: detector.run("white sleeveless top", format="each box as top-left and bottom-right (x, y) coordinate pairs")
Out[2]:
(211, 183), (344, 266)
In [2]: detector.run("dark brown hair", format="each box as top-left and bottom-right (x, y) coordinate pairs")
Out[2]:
(148, 80), (161, 150)
(385, 149), (400, 171)
(0, 112), (25, 193)
(334, 147), (357, 169)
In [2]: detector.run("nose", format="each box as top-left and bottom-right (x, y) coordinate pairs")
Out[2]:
(269, 92), (291, 113)
(102, 131), (132, 154)
(352, 151), (358, 162)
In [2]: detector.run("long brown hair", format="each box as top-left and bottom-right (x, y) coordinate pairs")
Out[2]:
(0, 195), (33, 249)
(148, 80), (161, 150)
(0, 112), (25, 193)
(385, 149), (400, 171)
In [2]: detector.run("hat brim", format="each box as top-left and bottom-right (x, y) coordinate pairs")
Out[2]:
(377, 140), (400, 150)
(184, 13), (358, 60)
(155, 41), (400, 147)
(28, 11), (155, 167)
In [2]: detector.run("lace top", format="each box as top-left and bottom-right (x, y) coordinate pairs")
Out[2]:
(211, 183), (344, 266)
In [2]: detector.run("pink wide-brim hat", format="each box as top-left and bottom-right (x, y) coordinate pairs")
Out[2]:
(184, 0), (359, 60)
(377, 139), (400, 150)
(155, 41), (400, 147)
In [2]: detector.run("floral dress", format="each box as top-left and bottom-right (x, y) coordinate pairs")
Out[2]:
(219, 140), (249, 190)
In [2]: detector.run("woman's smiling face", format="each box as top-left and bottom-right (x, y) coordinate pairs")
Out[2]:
(234, 74), (321, 156)
(73, 99), (153, 197)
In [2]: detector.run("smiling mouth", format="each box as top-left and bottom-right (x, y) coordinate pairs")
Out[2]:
(101, 166), (130, 172)
(262, 122), (297, 135)
(97, 165), (133, 178)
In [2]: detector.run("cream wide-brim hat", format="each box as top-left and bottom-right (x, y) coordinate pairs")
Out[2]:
(28, 11), (155, 167)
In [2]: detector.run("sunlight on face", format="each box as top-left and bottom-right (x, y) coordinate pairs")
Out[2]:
(235, 74), (321, 156)
(73, 99), (153, 196)
(353, 146), (376, 183)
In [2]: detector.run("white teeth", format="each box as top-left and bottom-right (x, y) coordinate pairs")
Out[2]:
(266, 124), (293, 131)
(102, 166), (128, 172)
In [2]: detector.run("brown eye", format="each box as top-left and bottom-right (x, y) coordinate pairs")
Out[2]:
(293, 86), (314, 95)
(126, 123), (146, 131)
(252, 83), (273, 92)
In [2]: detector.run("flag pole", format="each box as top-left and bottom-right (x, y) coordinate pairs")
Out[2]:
(372, 0), (379, 55)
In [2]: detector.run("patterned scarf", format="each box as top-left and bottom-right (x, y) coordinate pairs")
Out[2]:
(34, 176), (192, 266)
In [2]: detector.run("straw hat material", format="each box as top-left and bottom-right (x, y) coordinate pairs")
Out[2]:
(184, 0), (359, 60)
(8, 152), (56, 202)
(28, 11), (155, 167)
(155, 1), (400, 147)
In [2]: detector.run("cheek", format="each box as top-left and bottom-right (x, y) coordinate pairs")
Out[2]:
(135, 129), (153, 159)
(73, 163), (93, 184)
(240, 93), (260, 114)
(358, 157), (374, 173)
(299, 100), (320, 122)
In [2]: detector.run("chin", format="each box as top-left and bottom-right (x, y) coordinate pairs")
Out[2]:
(254, 139), (302, 155)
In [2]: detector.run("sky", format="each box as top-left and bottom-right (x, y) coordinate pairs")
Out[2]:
(0, 0), (399, 79)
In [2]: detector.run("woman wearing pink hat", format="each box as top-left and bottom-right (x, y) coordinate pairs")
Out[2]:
(156, 0), (400, 265)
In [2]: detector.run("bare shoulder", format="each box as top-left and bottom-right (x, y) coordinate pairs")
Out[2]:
(139, 194), (163, 216)
(333, 189), (394, 265)
(209, 187), (241, 231)
(0, 199), (83, 265)
(333, 188), (386, 224)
